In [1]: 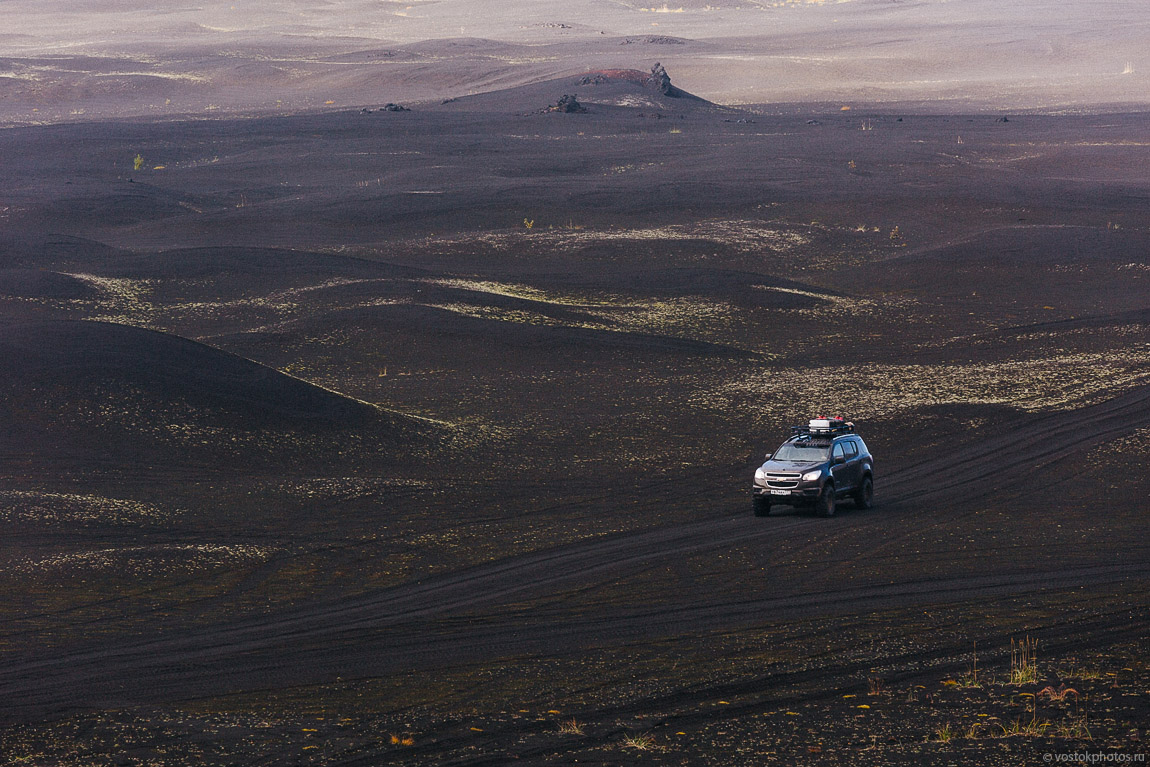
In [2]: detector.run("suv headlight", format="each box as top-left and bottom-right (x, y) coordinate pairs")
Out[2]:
(755, 467), (767, 482)
(801, 470), (822, 482)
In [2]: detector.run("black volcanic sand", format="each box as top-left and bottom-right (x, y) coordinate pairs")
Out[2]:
(0, 86), (1148, 765)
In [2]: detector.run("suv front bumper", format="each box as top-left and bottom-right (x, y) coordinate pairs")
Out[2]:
(753, 484), (820, 503)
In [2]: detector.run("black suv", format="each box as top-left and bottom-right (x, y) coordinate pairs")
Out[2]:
(752, 418), (874, 518)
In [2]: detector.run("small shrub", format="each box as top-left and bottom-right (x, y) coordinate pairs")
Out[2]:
(558, 718), (584, 735)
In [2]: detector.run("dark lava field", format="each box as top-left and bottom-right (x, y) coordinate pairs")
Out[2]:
(1, 72), (1148, 765)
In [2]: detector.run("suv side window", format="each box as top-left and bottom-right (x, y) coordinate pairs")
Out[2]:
(833, 443), (846, 461)
(844, 441), (858, 458)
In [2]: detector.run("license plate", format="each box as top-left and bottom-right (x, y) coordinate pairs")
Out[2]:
(771, 489), (790, 496)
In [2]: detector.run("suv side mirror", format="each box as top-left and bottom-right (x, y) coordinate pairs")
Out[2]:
(833, 454), (845, 465)
(763, 453), (772, 460)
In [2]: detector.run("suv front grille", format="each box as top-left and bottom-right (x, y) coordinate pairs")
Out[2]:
(765, 473), (801, 489)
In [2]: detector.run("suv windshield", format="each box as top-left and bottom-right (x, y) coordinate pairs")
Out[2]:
(773, 441), (832, 462)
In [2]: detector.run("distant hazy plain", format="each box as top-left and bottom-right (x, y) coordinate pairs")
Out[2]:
(1, 0), (1146, 123)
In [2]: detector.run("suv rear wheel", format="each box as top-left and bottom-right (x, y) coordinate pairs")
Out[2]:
(853, 475), (873, 509)
(753, 497), (771, 517)
(816, 484), (836, 518)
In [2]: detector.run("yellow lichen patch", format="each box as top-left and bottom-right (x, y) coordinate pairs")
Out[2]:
(64, 273), (158, 326)
(433, 302), (568, 327)
(424, 278), (613, 307)
(706, 348), (1150, 424)
(433, 217), (812, 256)
(0, 491), (167, 526)
(11, 543), (274, 578)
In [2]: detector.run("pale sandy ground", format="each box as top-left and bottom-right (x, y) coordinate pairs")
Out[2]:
(1, 0), (1147, 124)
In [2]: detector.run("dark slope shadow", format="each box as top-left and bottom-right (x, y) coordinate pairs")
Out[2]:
(100, 246), (425, 282)
(289, 302), (753, 359)
(904, 306), (1150, 365)
(874, 225), (1150, 272)
(0, 319), (431, 469)
(859, 225), (1150, 314)
(0, 269), (100, 300)
(39, 182), (189, 230)
(554, 262), (841, 309)
(0, 234), (127, 270)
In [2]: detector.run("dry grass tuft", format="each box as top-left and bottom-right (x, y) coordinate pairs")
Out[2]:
(1009, 637), (1040, 686)
(958, 643), (985, 688)
(620, 733), (659, 751)
(999, 716), (1050, 738)
(1037, 684), (1079, 702)
(1053, 710), (1092, 740)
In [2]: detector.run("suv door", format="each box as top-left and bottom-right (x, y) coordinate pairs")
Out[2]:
(830, 442), (850, 494)
(843, 439), (862, 491)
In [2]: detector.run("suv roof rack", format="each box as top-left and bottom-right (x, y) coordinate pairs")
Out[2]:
(791, 416), (855, 437)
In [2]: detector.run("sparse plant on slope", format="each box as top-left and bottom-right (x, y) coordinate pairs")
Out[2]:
(1038, 684), (1078, 702)
(1053, 708), (1092, 740)
(1000, 715), (1050, 738)
(1000, 693), (1049, 738)
(621, 733), (659, 750)
(965, 721), (987, 739)
(958, 643), (985, 688)
(934, 723), (957, 742)
(1009, 637), (1040, 685)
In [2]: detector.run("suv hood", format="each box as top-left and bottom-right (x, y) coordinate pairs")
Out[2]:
(760, 460), (824, 474)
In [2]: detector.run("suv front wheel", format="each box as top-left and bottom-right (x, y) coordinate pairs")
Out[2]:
(753, 497), (771, 517)
(816, 484), (836, 518)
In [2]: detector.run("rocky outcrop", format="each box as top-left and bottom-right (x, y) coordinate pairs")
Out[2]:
(621, 35), (686, 45)
(361, 103), (410, 114)
(546, 94), (587, 113)
(644, 63), (677, 97)
(576, 73), (611, 86)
